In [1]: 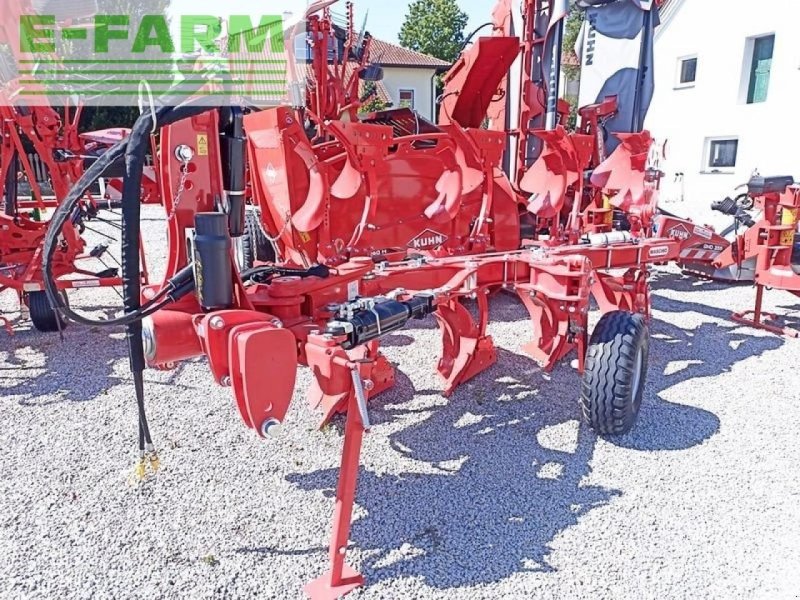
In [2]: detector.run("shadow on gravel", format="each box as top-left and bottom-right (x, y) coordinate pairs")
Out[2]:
(0, 328), (196, 405)
(648, 269), (748, 294)
(771, 300), (800, 331)
(286, 337), (721, 590)
(612, 291), (785, 451)
(270, 273), (789, 591)
(0, 329), (123, 404)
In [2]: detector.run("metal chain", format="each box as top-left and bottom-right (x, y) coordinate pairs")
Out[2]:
(167, 161), (190, 220)
(263, 210), (293, 243)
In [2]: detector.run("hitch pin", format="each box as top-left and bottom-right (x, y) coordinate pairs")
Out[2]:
(349, 368), (371, 430)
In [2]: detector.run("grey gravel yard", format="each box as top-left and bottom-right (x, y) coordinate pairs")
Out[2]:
(1, 206), (800, 600)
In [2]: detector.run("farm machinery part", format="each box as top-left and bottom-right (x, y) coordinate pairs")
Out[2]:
(42, 0), (683, 597)
(440, 0), (668, 250)
(0, 102), (150, 333)
(657, 174), (800, 337)
(0, 1), (153, 332)
(44, 105), (673, 599)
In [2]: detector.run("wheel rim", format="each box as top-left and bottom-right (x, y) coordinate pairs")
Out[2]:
(631, 346), (645, 407)
(233, 236), (246, 272)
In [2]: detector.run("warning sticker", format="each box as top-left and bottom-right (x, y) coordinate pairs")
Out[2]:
(693, 225), (713, 240)
(197, 134), (208, 156)
(347, 280), (359, 300)
(649, 246), (670, 259)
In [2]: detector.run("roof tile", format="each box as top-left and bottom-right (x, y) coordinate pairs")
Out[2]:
(368, 39), (451, 69)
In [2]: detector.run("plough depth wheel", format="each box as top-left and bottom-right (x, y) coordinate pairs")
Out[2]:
(26, 290), (68, 333)
(235, 207), (274, 272)
(580, 310), (649, 436)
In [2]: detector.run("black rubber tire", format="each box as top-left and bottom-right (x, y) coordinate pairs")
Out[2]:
(3, 152), (18, 216)
(791, 234), (800, 275)
(245, 207), (275, 263)
(237, 224), (255, 272)
(27, 290), (68, 333)
(580, 310), (649, 436)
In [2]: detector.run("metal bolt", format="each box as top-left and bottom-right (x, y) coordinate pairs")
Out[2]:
(270, 318), (283, 328)
(363, 379), (375, 391)
(220, 375), (231, 386)
(209, 316), (225, 330)
(260, 418), (282, 438)
(174, 144), (194, 162)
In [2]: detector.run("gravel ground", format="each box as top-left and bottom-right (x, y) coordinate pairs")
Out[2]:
(2, 205), (800, 600)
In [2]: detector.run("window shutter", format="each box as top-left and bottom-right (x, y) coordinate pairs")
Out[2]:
(747, 35), (775, 104)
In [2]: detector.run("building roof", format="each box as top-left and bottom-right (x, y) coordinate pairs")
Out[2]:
(368, 39), (451, 70)
(654, 0), (682, 37)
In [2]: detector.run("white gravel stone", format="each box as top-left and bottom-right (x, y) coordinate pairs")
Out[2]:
(1, 205), (799, 599)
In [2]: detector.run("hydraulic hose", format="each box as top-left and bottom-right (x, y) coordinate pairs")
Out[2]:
(42, 99), (216, 469)
(42, 102), (208, 328)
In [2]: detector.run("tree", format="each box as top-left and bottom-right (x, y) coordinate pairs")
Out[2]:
(358, 82), (391, 114)
(398, 0), (468, 63)
(562, 3), (585, 81)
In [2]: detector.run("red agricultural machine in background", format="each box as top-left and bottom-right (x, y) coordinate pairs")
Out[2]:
(657, 174), (800, 336)
(0, 0), (154, 334)
(38, 0), (749, 598)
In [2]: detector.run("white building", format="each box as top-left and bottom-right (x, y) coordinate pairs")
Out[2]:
(366, 39), (451, 121)
(645, 0), (799, 222)
(291, 32), (450, 122)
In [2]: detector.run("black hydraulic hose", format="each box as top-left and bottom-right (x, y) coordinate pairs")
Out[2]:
(41, 103), (207, 328)
(43, 100), (215, 462)
(4, 152), (18, 216)
(117, 102), (218, 457)
(457, 22), (493, 56)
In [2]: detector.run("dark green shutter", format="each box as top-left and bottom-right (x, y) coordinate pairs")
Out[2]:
(747, 35), (774, 104)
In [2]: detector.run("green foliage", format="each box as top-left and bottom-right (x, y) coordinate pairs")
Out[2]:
(358, 82), (391, 114)
(398, 0), (468, 63)
(79, 106), (141, 131)
(562, 3), (586, 81)
(564, 94), (579, 131)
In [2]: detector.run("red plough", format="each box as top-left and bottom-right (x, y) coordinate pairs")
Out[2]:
(43, 0), (689, 597)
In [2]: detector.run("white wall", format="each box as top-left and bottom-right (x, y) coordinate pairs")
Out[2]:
(381, 67), (438, 121)
(646, 0), (800, 226)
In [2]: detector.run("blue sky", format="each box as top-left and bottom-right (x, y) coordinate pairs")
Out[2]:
(350, 0), (497, 44)
(169, 0), (498, 45)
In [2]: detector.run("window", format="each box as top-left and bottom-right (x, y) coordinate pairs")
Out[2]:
(747, 34), (774, 104)
(707, 138), (738, 170)
(677, 56), (697, 87)
(294, 34), (311, 61)
(398, 89), (415, 109)
(293, 33), (344, 63)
